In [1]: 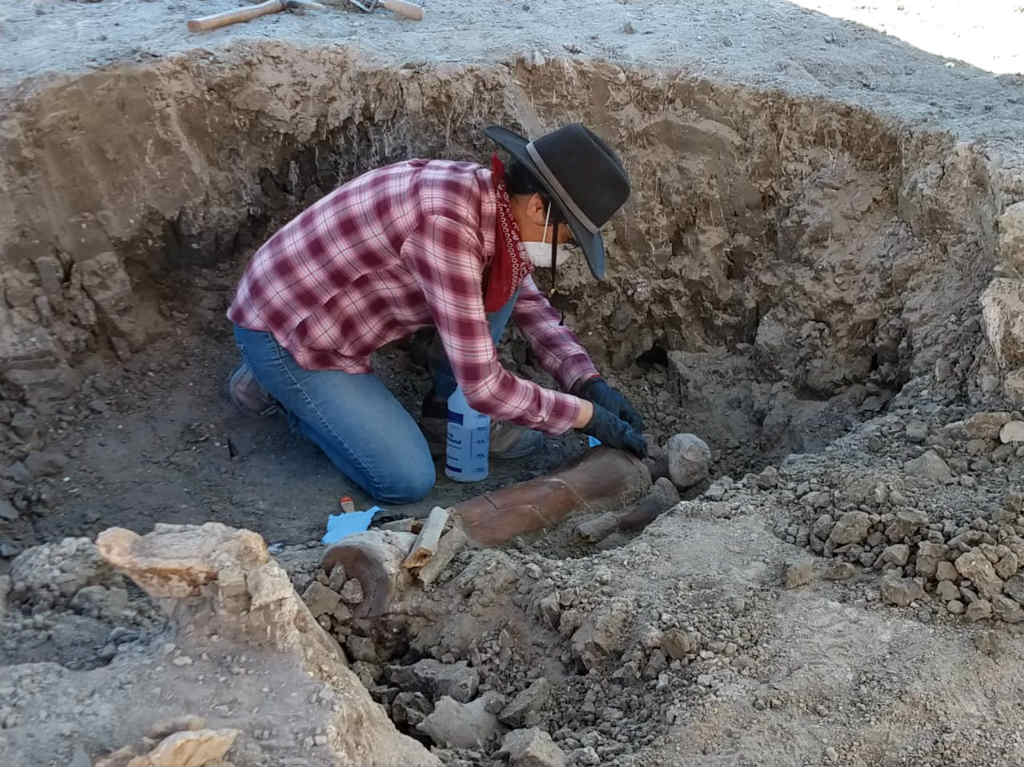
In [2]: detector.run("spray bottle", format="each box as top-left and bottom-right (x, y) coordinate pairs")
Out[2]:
(445, 386), (490, 482)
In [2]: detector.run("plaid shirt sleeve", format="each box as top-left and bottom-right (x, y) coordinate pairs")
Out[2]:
(404, 216), (583, 436)
(512, 275), (601, 393)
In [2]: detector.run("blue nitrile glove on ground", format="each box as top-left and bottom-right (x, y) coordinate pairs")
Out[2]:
(577, 377), (645, 432)
(582, 403), (647, 457)
(322, 506), (380, 544)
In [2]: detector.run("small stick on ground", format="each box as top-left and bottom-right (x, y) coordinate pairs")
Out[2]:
(402, 506), (449, 569)
(418, 524), (468, 587)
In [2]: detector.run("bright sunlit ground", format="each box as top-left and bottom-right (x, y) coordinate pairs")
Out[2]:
(791, 0), (1024, 74)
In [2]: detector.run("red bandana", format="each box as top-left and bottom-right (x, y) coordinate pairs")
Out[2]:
(483, 155), (533, 312)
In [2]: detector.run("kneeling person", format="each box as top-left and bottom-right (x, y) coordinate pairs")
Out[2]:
(226, 123), (646, 504)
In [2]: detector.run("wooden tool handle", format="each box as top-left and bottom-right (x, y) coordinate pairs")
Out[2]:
(187, 0), (287, 32)
(379, 0), (423, 20)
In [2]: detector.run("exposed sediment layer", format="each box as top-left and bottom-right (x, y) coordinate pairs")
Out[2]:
(0, 44), (1016, 425)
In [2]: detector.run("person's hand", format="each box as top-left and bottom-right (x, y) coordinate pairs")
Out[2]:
(577, 377), (644, 432)
(581, 403), (647, 457)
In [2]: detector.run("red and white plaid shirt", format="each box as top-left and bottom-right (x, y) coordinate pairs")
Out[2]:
(227, 159), (599, 435)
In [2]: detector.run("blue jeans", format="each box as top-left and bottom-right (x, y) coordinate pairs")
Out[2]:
(232, 290), (518, 504)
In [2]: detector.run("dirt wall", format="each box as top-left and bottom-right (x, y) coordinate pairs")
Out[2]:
(0, 43), (1014, 427)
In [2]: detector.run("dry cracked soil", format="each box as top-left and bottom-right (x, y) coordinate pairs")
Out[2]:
(2, 0), (1024, 764)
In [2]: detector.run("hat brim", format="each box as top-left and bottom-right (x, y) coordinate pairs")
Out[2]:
(485, 125), (606, 280)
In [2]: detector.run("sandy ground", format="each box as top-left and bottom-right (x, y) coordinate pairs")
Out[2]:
(2, 0), (1022, 146)
(792, 0), (1024, 75)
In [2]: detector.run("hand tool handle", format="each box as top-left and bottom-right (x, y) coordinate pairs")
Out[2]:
(187, 0), (287, 32)
(379, 0), (423, 20)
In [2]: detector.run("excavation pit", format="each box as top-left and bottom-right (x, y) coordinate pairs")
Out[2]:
(0, 48), (999, 552)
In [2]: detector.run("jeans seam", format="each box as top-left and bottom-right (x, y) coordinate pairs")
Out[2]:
(267, 335), (397, 498)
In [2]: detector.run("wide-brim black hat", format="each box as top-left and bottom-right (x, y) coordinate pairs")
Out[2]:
(485, 123), (630, 280)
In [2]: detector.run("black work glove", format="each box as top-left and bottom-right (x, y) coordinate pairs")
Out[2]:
(582, 403), (647, 457)
(577, 377), (645, 432)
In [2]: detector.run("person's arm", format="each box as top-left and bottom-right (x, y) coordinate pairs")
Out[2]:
(403, 216), (586, 435)
(510, 275), (600, 393)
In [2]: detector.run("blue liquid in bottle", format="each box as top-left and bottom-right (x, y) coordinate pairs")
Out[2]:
(445, 387), (490, 482)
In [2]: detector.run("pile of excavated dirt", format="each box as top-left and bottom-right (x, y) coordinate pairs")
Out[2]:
(3, 0), (1024, 764)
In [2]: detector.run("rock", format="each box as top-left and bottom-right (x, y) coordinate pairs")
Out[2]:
(783, 561), (817, 589)
(756, 466), (779, 489)
(536, 592), (561, 628)
(1006, 370), (1024, 405)
(1004, 574), (1024, 603)
(24, 450), (67, 478)
(878, 544), (910, 568)
(498, 728), (567, 767)
(947, 599), (965, 614)
(391, 691), (432, 727)
(955, 550), (1004, 599)
(302, 582), (341, 617)
(905, 421), (928, 443)
(801, 490), (831, 509)
(345, 635), (378, 663)
(991, 595), (1024, 623)
(996, 551), (1019, 580)
(123, 728), (239, 766)
(915, 542), (949, 578)
(966, 438), (991, 456)
(499, 677), (552, 728)
(0, 574), (9, 617)
(885, 510), (929, 542)
(97, 524), (267, 600)
(571, 746), (601, 766)
(880, 575), (925, 607)
(811, 513), (834, 540)
(417, 694), (503, 749)
(0, 498), (18, 522)
(822, 561), (856, 580)
(10, 537), (117, 602)
(827, 511), (872, 546)
(935, 580), (960, 602)
(661, 627), (698, 660)
(704, 482), (727, 501)
(70, 584), (128, 619)
(339, 578), (364, 605)
(966, 599), (993, 622)
(96, 522), (438, 765)
(570, 597), (631, 669)
(95, 745), (141, 767)
(964, 411), (1012, 440)
(351, 661), (382, 688)
(904, 450), (953, 483)
(999, 200), (1024, 271)
(327, 563), (348, 592)
(935, 561), (958, 582)
(388, 659), (480, 703)
(78, 251), (145, 352)
(666, 433), (711, 489)
(146, 715), (206, 740)
(1000, 421), (1024, 443)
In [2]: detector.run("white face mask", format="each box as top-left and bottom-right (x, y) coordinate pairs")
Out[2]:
(522, 205), (580, 268)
